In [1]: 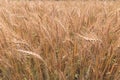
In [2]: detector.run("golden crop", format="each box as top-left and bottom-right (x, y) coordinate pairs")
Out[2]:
(0, 1), (120, 80)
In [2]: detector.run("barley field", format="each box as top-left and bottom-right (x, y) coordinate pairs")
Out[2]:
(0, 0), (120, 80)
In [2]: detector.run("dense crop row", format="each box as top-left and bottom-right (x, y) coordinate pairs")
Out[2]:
(0, 1), (120, 80)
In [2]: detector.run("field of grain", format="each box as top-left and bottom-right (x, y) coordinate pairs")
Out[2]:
(0, 1), (120, 80)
